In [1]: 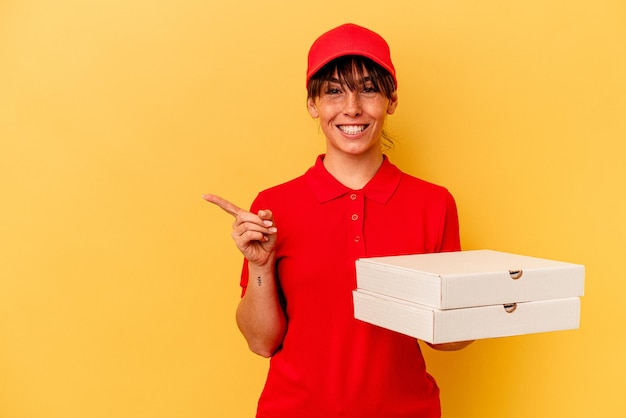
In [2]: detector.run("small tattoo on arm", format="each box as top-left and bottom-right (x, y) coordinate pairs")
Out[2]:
(257, 276), (262, 286)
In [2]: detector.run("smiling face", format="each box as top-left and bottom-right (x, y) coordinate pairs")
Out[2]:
(307, 57), (398, 159)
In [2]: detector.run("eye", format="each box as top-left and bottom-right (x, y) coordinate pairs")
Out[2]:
(361, 84), (379, 94)
(325, 87), (341, 95)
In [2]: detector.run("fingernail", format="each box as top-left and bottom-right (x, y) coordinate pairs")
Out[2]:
(268, 227), (277, 233)
(263, 220), (274, 227)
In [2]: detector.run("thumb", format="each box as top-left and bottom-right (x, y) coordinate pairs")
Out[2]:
(258, 209), (277, 244)
(258, 209), (274, 222)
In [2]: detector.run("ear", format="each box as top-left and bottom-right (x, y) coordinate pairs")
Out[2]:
(307, 97), (319, 118)
(387, 92), (399, 115)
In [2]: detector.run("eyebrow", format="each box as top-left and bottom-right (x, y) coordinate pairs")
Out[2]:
(328, 76), (374, 84)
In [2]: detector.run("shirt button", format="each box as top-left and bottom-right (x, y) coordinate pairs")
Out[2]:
(350, 193), (357, 200)
(354, 236), (361, 243)
(351, 214), (359, 221)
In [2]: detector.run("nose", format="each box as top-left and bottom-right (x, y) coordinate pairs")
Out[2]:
(343, 91), (361, 117)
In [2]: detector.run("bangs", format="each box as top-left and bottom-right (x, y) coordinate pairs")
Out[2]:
(307, 56), (396, 99)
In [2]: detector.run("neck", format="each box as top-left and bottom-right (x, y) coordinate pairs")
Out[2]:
(323, 151), (384, 190)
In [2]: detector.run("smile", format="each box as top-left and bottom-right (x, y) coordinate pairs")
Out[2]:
(338, 125), (368, 135)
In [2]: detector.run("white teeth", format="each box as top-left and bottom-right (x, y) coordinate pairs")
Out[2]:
(339, 125), (366, 134)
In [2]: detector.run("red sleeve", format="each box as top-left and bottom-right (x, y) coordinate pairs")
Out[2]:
(440, 191), (461, 252)
(239, 259), (249, 297)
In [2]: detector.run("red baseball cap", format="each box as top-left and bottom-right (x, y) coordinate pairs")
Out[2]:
(306, 23), (397, 89)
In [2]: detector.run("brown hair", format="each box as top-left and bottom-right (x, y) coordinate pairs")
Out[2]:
(307, 55), (396, 99)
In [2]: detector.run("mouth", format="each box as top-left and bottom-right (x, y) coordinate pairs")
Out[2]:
(338, 124), (368, 135)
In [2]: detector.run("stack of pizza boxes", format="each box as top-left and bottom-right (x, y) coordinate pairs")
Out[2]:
(353, 250), (585, 344)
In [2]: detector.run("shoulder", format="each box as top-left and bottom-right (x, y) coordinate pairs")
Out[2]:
(250, 174), (308, 210)
(389, 170), (458, 217)
(380, 156), (452, 198)
(397, 171), (455, 201)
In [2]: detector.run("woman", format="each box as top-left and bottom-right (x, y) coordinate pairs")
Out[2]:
(205, 23), (472, 418)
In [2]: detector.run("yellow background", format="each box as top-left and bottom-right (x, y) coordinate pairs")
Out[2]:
(1, 0), (624, 417)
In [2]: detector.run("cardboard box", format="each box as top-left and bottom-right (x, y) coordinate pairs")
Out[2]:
(353, 250), (585, 343)
(353, 289), (581, 344)
(355, 250), (585, 309)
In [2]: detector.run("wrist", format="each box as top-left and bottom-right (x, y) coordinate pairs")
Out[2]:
(248, 261), (275, 277)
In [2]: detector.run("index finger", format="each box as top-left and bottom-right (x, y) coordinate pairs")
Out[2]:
(202, 194), (245, 217)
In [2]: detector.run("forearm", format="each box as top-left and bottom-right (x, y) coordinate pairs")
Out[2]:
(236, 264), (287, 358)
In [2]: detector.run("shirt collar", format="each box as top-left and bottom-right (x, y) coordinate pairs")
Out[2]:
(304, 154), (402, 204)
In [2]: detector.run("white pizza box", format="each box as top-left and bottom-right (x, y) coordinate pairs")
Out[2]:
(355, 250), (585, 310)
(353, 289), (581, 344)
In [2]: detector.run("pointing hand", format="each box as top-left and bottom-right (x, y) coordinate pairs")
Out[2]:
(203, 194), (277, 268)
